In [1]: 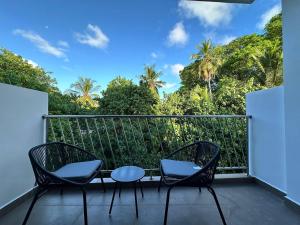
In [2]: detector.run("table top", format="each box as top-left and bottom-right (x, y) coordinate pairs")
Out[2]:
(111, 166), (145, 183)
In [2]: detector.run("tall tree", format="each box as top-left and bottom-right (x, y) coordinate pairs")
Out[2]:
(99, 76), (157, 115)
(251, 40), (283, 87)
(0, 49), (87, 114)
(265, 13), (282, 42)
(218, 34), (267, 84)
(68, 77), (100, 108)
(0, 48), (56, 92)
(139, 65), (165, 94)
(191, 40), (220, 98)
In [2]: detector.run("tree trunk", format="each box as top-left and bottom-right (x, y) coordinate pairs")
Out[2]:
(208, 79), (212, 99)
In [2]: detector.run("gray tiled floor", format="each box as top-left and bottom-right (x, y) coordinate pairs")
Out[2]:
(1, 183), (300, 225)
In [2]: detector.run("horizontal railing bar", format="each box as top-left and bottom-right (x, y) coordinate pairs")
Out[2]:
(101, 168), (159, 173)
(217, 166), (247, 170)
(43, 114), (251, 119)
(100, 166), (247, 173)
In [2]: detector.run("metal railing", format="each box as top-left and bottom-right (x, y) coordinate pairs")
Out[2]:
(43, 115), (250, 175)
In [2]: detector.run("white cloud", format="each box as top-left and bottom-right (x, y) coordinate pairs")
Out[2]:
(178, 0), (234, 27)
(13, 29), (66, 58)
(219, 35), (236, 45)
(151, 52), (158, 59)
(202, 32), (236, 45)
(13, 53), (39, 68)
(163, 64), (169, 70)
(162, 83), (177, 89)
(257, 4), (281, 30)
(75, 24), (109, 49)
(167, 22), (189, 46)
(58, 40), (69, 48)
(170, 64), (184, 76)
(27, 59), (38, 68)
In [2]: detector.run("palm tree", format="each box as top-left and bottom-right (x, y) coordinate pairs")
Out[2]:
(251, 40), (283, 87)
(139, 65), (165, 94)
(191, 40), (220, 98)
(68, 77), (100, 108)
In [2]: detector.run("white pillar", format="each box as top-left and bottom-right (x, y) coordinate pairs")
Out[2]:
(283, 0), (300, 205)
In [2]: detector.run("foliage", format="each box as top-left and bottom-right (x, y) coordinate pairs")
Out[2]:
(218, 34), (268, 83)
(214, 77), (262, 114)
(185, 85), (215, 114)
(265, 13), (282, 41)
(251, 39), (283, 87)
(0, 48), (90, 115)
(139, 65), (165, 96)
(191, 40), (222, 98)
(180, 62), (205, 91)
(99, 76), (157, 115)
(159, 92), (185, 115)
(0, 48), (56, 92)
(48, 92), (84, 115)
(160, 85), (215, 115)
(178, 13), (282, 116)
(67, 77), (100, 108)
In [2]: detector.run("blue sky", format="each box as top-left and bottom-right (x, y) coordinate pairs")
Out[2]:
(0, 0), (281, 94)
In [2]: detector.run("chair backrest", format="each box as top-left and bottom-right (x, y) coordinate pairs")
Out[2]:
(192, 141), (220, 186)
(29, 142), (68, 186)
(29, 142), (95, 186)
(195, 142), (219, 167)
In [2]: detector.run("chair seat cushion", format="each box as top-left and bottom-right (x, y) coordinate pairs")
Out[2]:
(53, 160), (102, 180)
(161, 159), (201, 178)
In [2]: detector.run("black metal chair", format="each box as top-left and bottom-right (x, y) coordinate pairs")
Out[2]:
(158, 141), (227, 225)
(22, 142), (106, 225)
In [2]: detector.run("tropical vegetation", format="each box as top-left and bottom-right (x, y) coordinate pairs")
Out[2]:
(67, 77), (100, 108)
(0, 14), (282, 173)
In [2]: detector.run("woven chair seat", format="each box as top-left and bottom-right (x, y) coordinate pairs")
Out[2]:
(53, 160), (103, 180)
(161, 159), (201, 179)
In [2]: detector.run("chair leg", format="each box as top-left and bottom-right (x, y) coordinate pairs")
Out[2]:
(60, 188), (64, 195)
(158, 176), (162, 192)
(139, 180), (144, 198)
(163, 187), (172, 225)
(134, 182), (139, 218)
(100, 172), (106, 192)
(119, 183), (122, 198)
(81, 188), (88, 225)
(109, 182), (117, 215)
(207, 187), (227, 225)
(199, 187), (202, 193)
(22, 188), (42, 225)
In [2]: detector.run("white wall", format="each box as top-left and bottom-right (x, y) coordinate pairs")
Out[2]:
(246, 86), (286, 192)
(0, 83), (48, 209)
(282, 0), (300, 206)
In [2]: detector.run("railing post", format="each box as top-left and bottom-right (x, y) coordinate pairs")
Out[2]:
(42, 115), (48, 144)
(246, 115), (252, 176)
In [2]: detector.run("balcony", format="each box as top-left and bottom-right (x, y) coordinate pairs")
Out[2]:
(2, 0), (300, 224)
